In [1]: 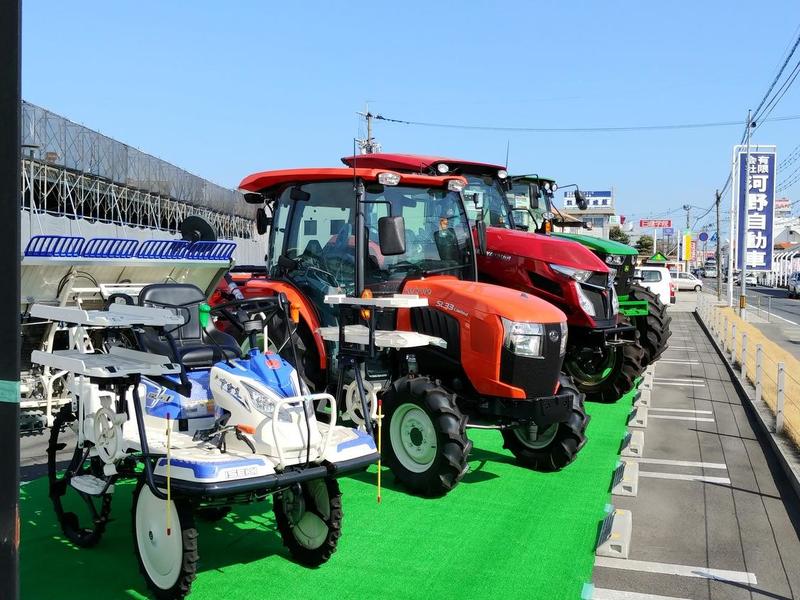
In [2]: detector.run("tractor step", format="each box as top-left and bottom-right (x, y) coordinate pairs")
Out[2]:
(70, 475), (114, 496)
(596, 504), (633, 559)
(611, 461), (639, 497)
(628, 406), (648, 429)
(621, 429), (645, 458)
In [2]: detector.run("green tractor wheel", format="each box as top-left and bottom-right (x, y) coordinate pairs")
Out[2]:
(626, 285), (672, 366)
(564, 332), (644, 403)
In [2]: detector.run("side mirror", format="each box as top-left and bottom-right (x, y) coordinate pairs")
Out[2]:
(529, 184), (540, 209)
(243, 192), (264, 204)
(378, 215), (406, 256)
(574, 189), (588, 211)
(256, 208), (271, 235)
(475, 220), (487, 255)
(466, 191), (483, 210)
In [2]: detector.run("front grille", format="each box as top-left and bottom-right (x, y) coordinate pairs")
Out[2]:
(615, 255), (636, 296)
(410, 307), (460, 359)
(587, 272), (610, 288)
(499, 323), (563, 398)
(582, 285), (614, 320)
(527, 270), (562, 296)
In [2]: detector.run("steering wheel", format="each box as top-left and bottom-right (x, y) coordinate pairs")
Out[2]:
(209, 295), (288, 334)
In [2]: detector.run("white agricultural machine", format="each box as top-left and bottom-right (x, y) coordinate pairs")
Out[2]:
(21, 226), (381, 599)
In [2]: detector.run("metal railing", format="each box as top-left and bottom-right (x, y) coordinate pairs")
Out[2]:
(697, 294), (799, 443)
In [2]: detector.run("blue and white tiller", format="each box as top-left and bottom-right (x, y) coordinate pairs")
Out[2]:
(31, 282), (379, 600)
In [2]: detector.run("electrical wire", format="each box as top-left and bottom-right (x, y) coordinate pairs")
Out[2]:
(372, 112), (800, 134)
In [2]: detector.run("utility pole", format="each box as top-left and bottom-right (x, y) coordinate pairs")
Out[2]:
(356, 105), (380, 155)
(715, 189), (722, 301)
(682, 204), (691, 272)
(0, 2), (21, 599)
(740, 110), (754, 320)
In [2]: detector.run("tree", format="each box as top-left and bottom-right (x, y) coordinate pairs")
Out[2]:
(635, 234), (654, 255)
(608, 225), (630, 245)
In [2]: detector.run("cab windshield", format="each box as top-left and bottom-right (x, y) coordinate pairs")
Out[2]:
(462, 174), (513, 229)
(268, 180), (474, 314)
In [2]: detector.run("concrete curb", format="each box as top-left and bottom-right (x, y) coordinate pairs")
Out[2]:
(694, 309), (800, 503)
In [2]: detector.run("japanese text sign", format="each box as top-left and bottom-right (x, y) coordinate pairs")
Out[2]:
(736, 151), (776, 271)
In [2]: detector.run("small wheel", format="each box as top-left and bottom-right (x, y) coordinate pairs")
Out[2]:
(47, 406), (112, 548)
(502, 375), (589, 471)
(274, 477), (342, 567)
(694, 285), (702, 291)
(381, 376), (472, 497)
(132, 479), (198, 600)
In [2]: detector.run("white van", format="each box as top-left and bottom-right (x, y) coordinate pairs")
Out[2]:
(635, 266), (673, 305)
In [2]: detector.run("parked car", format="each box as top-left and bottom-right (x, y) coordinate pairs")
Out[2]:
(669, 271), (704, 291)
(704, 267), (718, 278)
(788, 272), (800, 298)
(635, 266), (672, 305)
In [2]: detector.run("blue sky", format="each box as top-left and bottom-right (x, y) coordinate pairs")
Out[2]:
(21, 1), (800, 233)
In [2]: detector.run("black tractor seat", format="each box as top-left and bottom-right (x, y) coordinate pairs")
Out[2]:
(137, 283), (241, 369)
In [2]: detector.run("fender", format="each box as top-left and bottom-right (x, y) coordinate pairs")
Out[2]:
(398, 276), (566, 399)
(212, 276), (326, 369)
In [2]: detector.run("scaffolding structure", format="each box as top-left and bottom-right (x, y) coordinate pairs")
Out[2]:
(20, 101), (255, 240)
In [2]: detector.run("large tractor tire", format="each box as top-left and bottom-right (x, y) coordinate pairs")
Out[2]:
(501, 375), (588, 471)
(381, 376), (472, 497)
(627, 284), (672, 366)
(564, 331), (645, 403)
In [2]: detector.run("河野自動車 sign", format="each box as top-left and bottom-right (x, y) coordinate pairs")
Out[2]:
(736, 149), (776, 271)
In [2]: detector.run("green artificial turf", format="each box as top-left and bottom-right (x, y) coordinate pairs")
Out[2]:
(20, 388), (636, 600)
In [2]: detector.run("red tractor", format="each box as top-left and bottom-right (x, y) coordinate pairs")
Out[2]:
(340, 154), (644, 403)
(214, 167), (588, 497)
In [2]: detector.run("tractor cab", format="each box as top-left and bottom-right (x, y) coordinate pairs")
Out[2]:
(243, 168), (474, 329)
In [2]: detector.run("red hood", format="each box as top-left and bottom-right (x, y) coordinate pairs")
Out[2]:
(483, 227), (610, 273)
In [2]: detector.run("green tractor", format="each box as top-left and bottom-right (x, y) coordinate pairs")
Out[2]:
(509, 176), (671, 367)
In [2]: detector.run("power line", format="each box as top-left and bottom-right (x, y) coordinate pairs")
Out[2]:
(372, 112), (800, 134)
(752, 28), (800, 121)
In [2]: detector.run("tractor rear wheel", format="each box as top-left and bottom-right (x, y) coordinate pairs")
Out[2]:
(501, 375), (588, 471)
(564, 329), (644, 403)
(627, 284), (672, 366)
(381, 376), (471, 497)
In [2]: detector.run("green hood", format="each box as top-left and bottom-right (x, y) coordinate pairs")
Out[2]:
(553, 232), (638, 256)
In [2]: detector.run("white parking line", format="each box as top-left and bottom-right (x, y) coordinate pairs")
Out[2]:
(665, 346), (697, 350)
(628, 457), (726, 470)
(648, 407), (714, 415)
(649, 414), (714, 422)
(655, 378), (703, 383)
(639, 471), (731, 484)
(656, 360), (700, 365)
(594, 556), (757, 585)
(590, 588), (690, 600)
(653, 382), (707, 388)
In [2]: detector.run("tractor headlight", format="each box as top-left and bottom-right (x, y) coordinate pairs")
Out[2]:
(550, 263), (593, 283)
(605, 254), (624, 266)
(501, 318), (544, 358)
(242, 381), (275, 417)
(447, 179), (465, 192)
(377, 172), (401, 186)
(560, 321), (568, 356)
(611, 286), (619, 314)
(575, 284), (597, 317)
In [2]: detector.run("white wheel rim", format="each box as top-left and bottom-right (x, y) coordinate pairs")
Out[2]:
(390, 403), (437, 473)
(513, 423), (559, 450)
(284, 480), (330, 549)
(93, 408), (119, 464)
(135, 485), (183, 590)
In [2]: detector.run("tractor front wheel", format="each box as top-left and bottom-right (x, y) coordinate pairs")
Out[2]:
(381, 376), (472, 497)
(627, 284), (672, 366)
(501, 375), (588, 471)
(564, 334), (644, 403)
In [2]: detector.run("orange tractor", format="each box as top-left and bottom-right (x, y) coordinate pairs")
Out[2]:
(214, 167), (588, 496)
